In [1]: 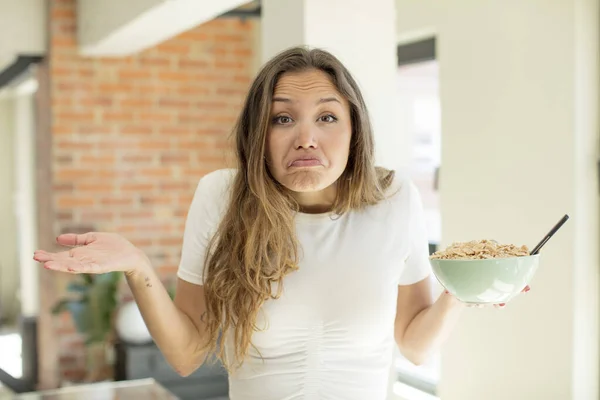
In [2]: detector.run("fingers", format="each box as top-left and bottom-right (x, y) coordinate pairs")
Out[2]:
(34, 249), (101, 274)
(56, 232), (97, 247)
(466, 303), (485, 308)
(522, 285), (531, 293)
(33, 250), (54, 263)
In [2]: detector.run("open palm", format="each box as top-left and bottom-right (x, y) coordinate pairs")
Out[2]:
(34, 232), (147, 275)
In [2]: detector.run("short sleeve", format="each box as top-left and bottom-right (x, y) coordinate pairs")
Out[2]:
(177, 169), (233, 285)
(398, 180), (433, 286)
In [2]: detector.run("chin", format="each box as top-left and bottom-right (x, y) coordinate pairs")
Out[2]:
(281, 170), (332, 192)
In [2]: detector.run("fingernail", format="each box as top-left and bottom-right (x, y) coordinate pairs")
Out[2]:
(498, 303), (506, 307)
(43, 265), (51, 270)
(524, 286), (531, 293)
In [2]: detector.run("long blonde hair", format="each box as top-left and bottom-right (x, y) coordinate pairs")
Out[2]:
(201, 46), (394, 370)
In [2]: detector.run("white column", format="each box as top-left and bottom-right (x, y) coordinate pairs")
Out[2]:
(13, 79), (40, 319)
(396, 0), (599, 399)
(261, 0), (405, 171)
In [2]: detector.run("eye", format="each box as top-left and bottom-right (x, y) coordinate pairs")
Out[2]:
(318, 114), (338, 123)
(272, 115), (294, 125)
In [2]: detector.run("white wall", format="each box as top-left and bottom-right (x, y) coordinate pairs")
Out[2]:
(0, 0), (46, 61)
(396, 0), (599, 399)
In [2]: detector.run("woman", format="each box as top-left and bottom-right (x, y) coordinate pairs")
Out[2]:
(35, 47), (491, 399)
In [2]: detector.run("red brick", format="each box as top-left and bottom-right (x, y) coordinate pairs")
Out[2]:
(158, 71), (194, 81)
(57, 196), (95, 208)
(178, 59), (210, 69)
(160, 127), (190, 136)
(214, 34), (246, 43)
(160, 182), (190, 191)
(120, 211), (153, 220)
(55, 81), (94, 92)
(81, 211), (115, 220)
(139, 57), (171, 67)
(120, 126), (153, 135)
(77, 125), (112, 135)
(158, 98), (191, 108)
(52, 36), (76, 48)
(80, 155), (115, 165)
(215, 60), (248, 70)
(119, 70), (153, 80)
(56, 111), (94, 122)
(51, 8), (76, 20)
(138, 112), (173, 123)
(77, 183), (113, 192)
(119, 99), (155, 108)
(177, 86), (211, 96)
(122, 154), (154, 164)
(140, 195), (173, 205)
(141, 168), (173, 178)
(56, 168), (95, 181)
(53, 125), (74, 135)
(56, 140), (94, 151)
(98, 83), (134, 93)
(155, 43), (190, 55)
(139, 140), (171, 150)
(80, 96), (113, 107)
(161, 153), (189, 164)
(130, 238), (152, 247)
(100, 197), (134, 206)
(121, 183), (155, 192)
(103, 111), (134, 122)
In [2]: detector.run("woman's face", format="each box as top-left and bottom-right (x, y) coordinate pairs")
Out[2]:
(265, 69), (352, 196)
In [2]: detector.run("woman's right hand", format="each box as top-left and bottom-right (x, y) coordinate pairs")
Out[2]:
(33, 232), (150, 276)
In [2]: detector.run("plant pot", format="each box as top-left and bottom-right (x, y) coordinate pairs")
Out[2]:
(84, 341), (113, 382)
(115, 301), (152, 344)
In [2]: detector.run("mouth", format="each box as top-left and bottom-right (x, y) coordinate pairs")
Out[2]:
(288, 156), (323, 168)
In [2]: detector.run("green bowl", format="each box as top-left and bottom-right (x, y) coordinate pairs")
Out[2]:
(430, 255), (540, 304)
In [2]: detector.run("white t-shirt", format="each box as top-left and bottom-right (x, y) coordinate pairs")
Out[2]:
(177, 168), (432, 400)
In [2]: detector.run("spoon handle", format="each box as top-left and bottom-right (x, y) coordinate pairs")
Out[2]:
(530, 214), (570, 255)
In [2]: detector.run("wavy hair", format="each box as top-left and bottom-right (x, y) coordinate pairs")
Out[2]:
(201, 46), (394, 370)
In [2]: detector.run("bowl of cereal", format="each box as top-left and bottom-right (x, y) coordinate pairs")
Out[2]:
(429, 240), (539, 304)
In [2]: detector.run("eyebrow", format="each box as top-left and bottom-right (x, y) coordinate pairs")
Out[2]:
(272, 96), (341, 104)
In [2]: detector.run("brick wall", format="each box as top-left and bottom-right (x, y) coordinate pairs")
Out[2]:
(48, 0), (257, 382)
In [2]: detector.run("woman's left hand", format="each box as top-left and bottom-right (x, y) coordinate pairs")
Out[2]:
(492, 285), (531, 309)
(445, 285), (531, 309)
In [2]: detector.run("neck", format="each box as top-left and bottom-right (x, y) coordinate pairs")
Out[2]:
(292, 184), (337, 214)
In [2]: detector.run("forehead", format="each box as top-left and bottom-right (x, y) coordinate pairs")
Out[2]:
(273, 69), (342, 99)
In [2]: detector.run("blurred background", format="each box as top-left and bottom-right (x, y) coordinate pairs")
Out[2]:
(0, 0), (597, 399)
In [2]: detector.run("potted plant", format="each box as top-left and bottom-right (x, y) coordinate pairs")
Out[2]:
(51, 272), (122, 383)
(115, 278), (176, 345)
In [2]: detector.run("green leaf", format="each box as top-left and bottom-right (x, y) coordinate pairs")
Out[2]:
(67, 302), (92, 334)
(66, 282), (88, 294)
(51, 299), (70, 315)
(82, 274), (94, 285)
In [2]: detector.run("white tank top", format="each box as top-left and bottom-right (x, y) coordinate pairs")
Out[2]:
(177, 168), (432, 400)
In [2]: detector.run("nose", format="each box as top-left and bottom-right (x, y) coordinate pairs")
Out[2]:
(294, 123), (317, 149)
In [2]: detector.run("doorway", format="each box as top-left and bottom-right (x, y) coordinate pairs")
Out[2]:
(0, 64), (40, 393)
(391, 37), (442, 399)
